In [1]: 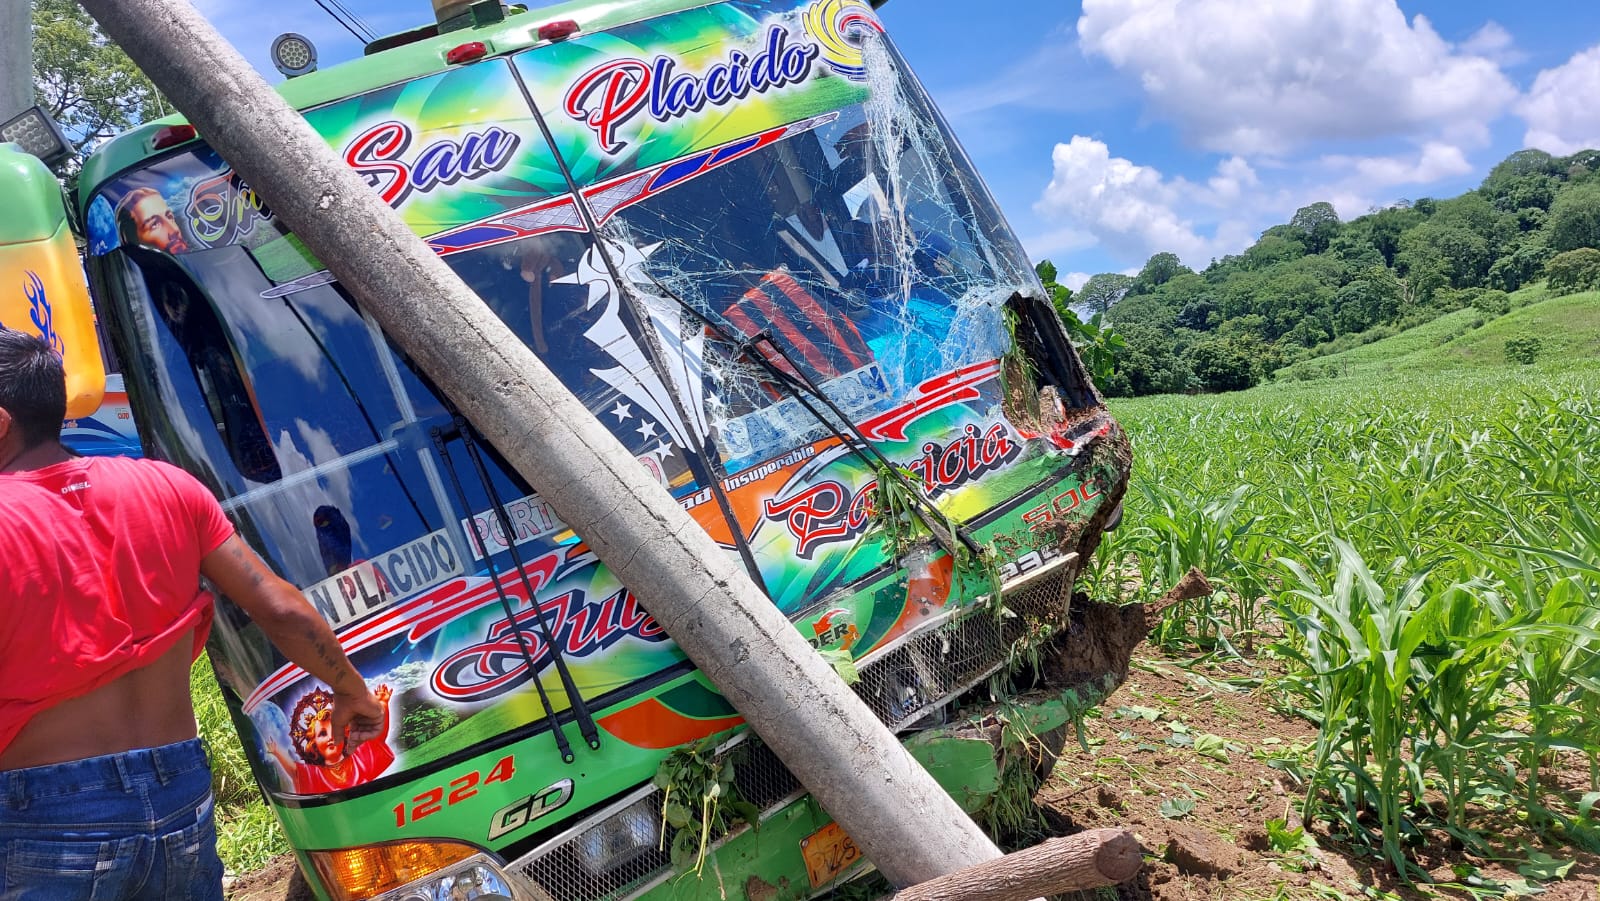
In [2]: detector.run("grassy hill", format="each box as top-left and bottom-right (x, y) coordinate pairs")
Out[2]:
(1273, 285), (1600, 381)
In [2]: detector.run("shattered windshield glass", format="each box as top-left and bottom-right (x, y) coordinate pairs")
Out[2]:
(589, 38), (1035, 472)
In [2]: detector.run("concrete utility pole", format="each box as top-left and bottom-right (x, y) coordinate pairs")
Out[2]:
(1, 0), (31, 124)
(75, 0), (1003, 888)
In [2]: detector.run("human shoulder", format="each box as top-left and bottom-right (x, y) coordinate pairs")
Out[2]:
(90, 455), (202, 487)
(87, 456), (220, 510)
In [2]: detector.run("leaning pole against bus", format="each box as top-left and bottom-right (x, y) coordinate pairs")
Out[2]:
(72, 0), (1005, 887)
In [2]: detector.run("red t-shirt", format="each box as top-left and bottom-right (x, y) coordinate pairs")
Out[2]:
(0, 456), (235, 755)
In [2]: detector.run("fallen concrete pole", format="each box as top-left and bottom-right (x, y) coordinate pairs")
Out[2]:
(76, 0), (1003, 888)
(889, 828), (1143, 901)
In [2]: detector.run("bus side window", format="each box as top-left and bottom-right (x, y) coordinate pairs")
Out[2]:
(132, 248), (283, 483)
(94, 316), (122, 375)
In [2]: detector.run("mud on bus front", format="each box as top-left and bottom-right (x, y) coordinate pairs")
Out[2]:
(75, 0), (1131, 899)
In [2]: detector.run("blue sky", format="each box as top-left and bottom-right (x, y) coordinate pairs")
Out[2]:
(200, 0), (1600, 289)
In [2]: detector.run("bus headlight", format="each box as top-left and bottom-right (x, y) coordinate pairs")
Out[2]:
(572, 797), (660, 876)
(309, 842), (547, 901)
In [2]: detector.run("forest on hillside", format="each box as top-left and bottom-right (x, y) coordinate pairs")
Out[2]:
(1040, 147), (1600, 397)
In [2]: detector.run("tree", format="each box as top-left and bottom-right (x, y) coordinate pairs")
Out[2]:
(1545, 248), (1600, 295)
(1186, 335), (1262, 393)
(1289, 201), (1341, 254)
(1546, 183), (1600, 253)
(1480, 149), (1560, 206)
(1243, 232), (1304, 269)
(1130, 252), (1189, 295)
(1397, 221), (1491, 291)
(1096, 323), (1193, 397)
(1488, 235), (1552, 292)
(31, 0), (169, 173)
(1077, 273), (1133, 316)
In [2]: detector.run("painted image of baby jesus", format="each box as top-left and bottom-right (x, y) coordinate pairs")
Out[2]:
(269, 684), (395, 794)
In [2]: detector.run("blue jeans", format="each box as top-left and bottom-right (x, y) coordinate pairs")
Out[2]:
(0, 738), (223, 901)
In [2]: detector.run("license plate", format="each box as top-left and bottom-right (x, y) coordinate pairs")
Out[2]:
(800, 821), (862, 889)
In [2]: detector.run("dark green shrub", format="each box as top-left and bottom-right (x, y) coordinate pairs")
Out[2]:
(1504, 334), (1543, 365)
(1545, 248), (1600, 295)
(1471, 289), (1511, 315)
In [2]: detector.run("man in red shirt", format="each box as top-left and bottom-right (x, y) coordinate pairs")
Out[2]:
(0, 328), (384, 901)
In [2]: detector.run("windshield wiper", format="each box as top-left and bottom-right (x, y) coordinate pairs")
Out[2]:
(633, 266), (984, 561)
(429, 421), (600, 763)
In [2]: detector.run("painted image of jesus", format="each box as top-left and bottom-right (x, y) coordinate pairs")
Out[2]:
(268, 684), (395, 794)
(113, 186), (192, 254)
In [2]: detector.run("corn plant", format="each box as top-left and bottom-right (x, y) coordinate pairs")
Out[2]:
(1481, 542), (1600, 827)
(1273, 539), (1441, 878)
(1133, 480), (1273, 653)
(1408, 579), (1515, 839)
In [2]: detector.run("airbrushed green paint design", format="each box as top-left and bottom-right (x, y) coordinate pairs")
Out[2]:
(75, 0), (750, 210)
(512, 0), (872, 190)
(300, 61), (570, 235)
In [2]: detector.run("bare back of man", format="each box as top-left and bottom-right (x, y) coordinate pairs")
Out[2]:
(0, 635), (200, 771)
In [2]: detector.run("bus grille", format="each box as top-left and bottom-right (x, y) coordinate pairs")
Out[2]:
(511, 563), (1073, 901)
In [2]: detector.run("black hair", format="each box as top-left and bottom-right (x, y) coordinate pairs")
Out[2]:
(0, 328), (67, 447)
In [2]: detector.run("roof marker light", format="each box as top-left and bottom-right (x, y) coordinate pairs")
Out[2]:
(152, 125), (197, 150)
(446, 41), (488, 64)
(538, 20), (580, 42)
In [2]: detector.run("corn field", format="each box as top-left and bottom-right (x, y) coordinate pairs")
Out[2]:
(1098, 365), (1600, 879)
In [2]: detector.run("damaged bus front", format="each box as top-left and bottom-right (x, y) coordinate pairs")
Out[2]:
(67, 0), (1132, 898)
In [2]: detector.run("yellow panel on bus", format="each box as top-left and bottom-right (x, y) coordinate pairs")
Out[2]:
(0, 145), (106, 419)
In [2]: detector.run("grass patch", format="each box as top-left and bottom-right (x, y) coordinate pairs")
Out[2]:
(1278, 288), (1600, 381)
(192, 656), (288, 875)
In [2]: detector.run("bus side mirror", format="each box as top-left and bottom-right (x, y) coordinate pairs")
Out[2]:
(0, 142), (107, 419)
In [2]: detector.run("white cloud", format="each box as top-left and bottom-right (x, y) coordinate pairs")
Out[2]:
(1205, 157), (1258, 204)
(1032, 136), (1482, 270)
(1321, 142), (1474, 188)
(1459, 22), (1523, 66)
(1035, 136), (1239, 267)
(1520, 45), (1600, 156)
(1062, 272), (1093, 292)
(1076, 0), (1518, 155)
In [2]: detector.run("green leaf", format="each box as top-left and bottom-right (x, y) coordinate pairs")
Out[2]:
(662, 800), (694, 829)
(1578, 791), (1600, 822)
(818, 648), (860, 685)
(1517, 851), (1574, 881)
(1265, 818), (1316, 854)
(669, 829), (699, 868)
(1194, 733), (1230, 762)
(730, 801), (762, 826)
(1115, 705), (1162, 722)
(1159, 796), (1197, 819)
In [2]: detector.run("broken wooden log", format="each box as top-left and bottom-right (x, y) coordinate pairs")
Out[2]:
(886, 828), (1142, 901)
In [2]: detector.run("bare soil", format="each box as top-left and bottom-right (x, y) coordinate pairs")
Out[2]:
(1038, 648), (1600, 901)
